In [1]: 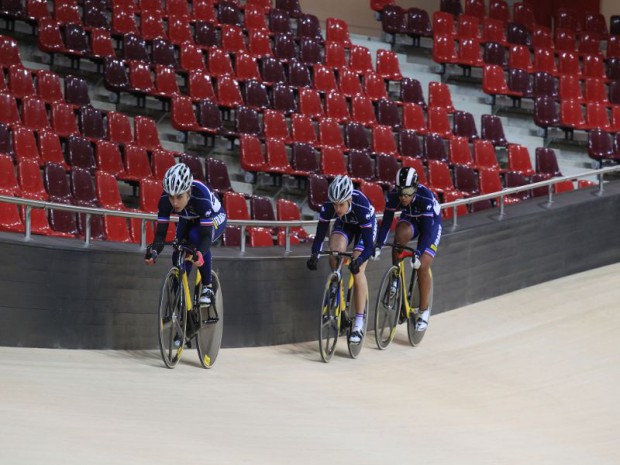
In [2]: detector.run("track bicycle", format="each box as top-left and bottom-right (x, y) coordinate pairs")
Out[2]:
(317, 251), (369, 363)
(374, 243), (433, 349)
(154, 240), (224, 369)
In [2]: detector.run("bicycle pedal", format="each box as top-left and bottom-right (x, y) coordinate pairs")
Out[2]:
(204, 317), (219, 325)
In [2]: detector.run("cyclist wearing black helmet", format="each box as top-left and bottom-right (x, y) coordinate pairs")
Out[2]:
(306, 175), (378, 344)
(373, 167), (442, 331)
(145, 163), (227, 308)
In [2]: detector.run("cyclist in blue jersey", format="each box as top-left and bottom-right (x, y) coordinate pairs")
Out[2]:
(372, 167), (442, 331)
(145, 163), (227, 308)
(306, 175), (377, 344)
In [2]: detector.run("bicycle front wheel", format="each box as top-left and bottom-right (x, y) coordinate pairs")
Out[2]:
(374, 266), (402, 350)
(318, 274), (341, 363)
(195, 271), (224, 369)
(347, 289), (368, 359)
(407, 269), (433, 347)
(157, 267), (186, 369)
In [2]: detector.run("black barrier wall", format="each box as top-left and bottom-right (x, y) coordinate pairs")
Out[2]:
(1, 183), (619, 349)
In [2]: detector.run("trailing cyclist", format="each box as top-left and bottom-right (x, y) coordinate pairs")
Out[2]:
(145, 163), (227, 311)
(306, 175), (378, 345)
(372, 167), (442, 331)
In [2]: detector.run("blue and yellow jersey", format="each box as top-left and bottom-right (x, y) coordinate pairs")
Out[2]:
(156, 180), (225, 228)
(311, 190), (377, 262)
(376, 184), (442, 257)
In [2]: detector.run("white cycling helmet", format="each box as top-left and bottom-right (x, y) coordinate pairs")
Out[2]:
(328, 175), (353, 203)
(163, 163), (193, 196)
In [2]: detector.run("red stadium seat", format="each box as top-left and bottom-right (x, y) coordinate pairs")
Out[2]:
(320, 146), (347, 177)
(95, 140), (126, 178)
(428, 160), (454, 193)
(350, 94), (378, 127)
(376, 49), (402, 82)
(428, 81), (455, 113)
(239, 134), (267, 172)
(372, 125), (399, 158)
(427, 106), (453, 140)
(291, 113), (317, 145)
(325, 18), (351, 47)
(265, 138), (293, 175)
(507, 144), (535, 177)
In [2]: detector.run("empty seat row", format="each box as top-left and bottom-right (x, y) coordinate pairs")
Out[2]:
(0, 148), (252, 244)
(236, 128), (533, 186)
(483, 66), (620, 106)
(222, 192), (309, 247)
(0, 67), (90, 109)
(534, 96), (620, 138)
(0, 95), (165, 148)
(587, 128), (620, 165)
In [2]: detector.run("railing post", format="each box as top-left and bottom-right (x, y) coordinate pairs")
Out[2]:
(240, 225), (246, 253)
(499, 195), (505, 216)
(451, 206), (458, 228)
(141, 218), (147, 248)
(597, 172), (604, 196)
(285, 226), (291, 253)
(546, 184), (553, 205)
(25, 206), (31, 240)
(85, 214), (91, 246)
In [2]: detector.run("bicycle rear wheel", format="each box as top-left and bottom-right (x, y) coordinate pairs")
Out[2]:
(374, 266), (402, 350)
(407, 269), (433, 347)
(347, 290), (368, 359)
(195, 271), (224, 369)
(318, 274), (341, 363)
(157, 267), (186, 369)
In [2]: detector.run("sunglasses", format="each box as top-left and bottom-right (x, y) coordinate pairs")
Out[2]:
(398, 187), (416, 197)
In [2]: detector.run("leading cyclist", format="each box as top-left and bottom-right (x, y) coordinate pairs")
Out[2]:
(306, 175), (377, 344)
(372, 167), (442, 331)
(145, 163), (227, 308)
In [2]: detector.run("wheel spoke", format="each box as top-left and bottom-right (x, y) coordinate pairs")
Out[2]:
(374, 266), (401, 350)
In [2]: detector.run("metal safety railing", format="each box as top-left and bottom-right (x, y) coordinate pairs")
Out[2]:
(1, 165), (618, 252)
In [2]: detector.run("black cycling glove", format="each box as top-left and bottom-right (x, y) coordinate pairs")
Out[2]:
(306, 254), (319, 271)
(349, 258), (361, 275)
(146, 242), (164, 260)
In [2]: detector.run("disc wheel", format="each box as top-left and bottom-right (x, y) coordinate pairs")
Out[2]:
(374, 266), (402, 350)
(407, 269), (433, 347)
(195, 272), (224, 369)
(157, 267), (186, 369)
(318, 274), (341, 363)
(347, 289), (368, 359)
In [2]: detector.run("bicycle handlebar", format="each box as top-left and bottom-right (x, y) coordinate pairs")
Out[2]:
(318, 251), (354, 258)
(385, 243), (416, 259)
(149, 239), (199, 265)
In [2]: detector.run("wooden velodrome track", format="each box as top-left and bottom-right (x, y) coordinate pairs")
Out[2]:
(1, 263), (618, 465)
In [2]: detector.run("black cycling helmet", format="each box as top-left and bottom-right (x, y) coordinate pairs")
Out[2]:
(396, 167), (418, 189)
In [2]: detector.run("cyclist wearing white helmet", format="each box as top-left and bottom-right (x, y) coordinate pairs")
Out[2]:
(372, 167), (442, 331)
(307, 175), (377, 344)
(145, 162), (227, 308)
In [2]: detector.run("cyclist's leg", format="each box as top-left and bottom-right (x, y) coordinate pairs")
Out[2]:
(351, 219), (375, 317)
(417, 222), (441, 311)
(392, 220), (414, 265)
(328, 220), (349, 271)
(351, 253), (367, 317)
(417, 253), (434, 310)
(192, 216), (227, 287)
(172, 219), (189, 269)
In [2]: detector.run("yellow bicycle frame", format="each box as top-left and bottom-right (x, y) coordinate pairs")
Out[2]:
(180, 260), (203, 313)
(397, 261), (433, 319)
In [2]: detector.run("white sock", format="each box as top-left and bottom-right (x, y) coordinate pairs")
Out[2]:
(354, 314), (364, 331)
